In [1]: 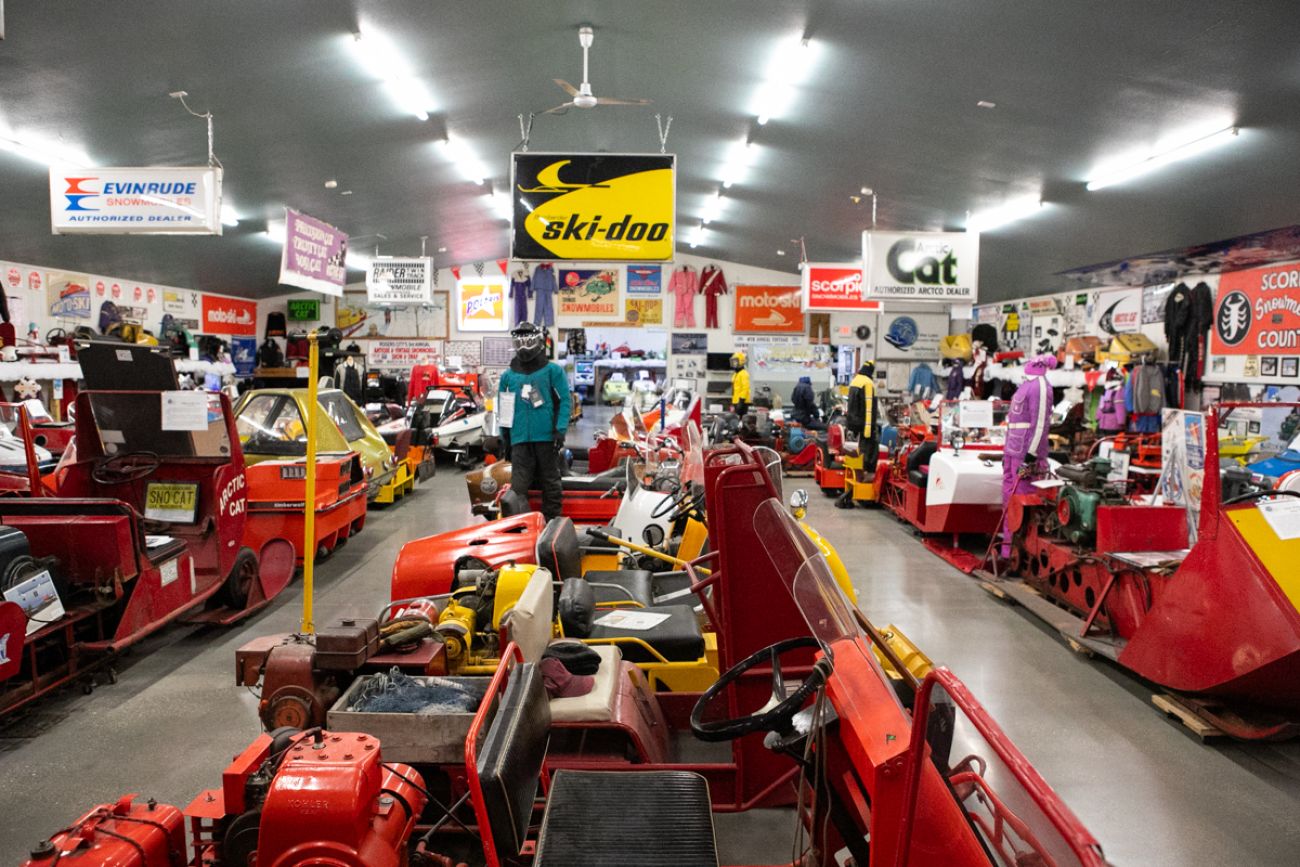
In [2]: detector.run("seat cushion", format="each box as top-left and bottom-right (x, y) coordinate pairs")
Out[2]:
(506, 567), (557, 664)
(584, 569), (654, 608)
(536, 770), (717, 867)
(560, 467), (624, 492)
(536, 517), (582, 581)
(587, 605), (704, 663)
(549, 645), (622, 723)
(908, 469), (926, 487)
(476, 664), (551, 862)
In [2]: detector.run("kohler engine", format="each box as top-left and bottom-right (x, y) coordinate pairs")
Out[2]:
(1053, 457), (1128, 545)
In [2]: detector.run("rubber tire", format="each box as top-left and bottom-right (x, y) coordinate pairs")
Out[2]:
(219, 548), (260, 609)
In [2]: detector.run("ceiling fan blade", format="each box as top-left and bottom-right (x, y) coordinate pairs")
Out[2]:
(541, 101), (576, 115)
(595, 97), (653, 106)
(553, 79), (579, 97)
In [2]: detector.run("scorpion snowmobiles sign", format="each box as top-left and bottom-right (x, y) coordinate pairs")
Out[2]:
(1213, 264), (1300, 355)
(511, 153), (675, 261)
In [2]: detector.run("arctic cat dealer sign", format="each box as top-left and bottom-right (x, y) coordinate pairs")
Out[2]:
(1212, 263), (1300, 355)
(49, 166), (223, 235)
(862, 231), (980, 302)
(511, 153), (674, 261)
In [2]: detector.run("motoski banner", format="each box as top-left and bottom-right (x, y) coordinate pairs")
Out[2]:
(1212, 263), (1300, 355)
(279, 208), (348, 297)
(511, 153), (674, 261)
(733, 284), (804, 334)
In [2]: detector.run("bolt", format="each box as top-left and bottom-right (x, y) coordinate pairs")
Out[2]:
(344, 753), (354, 760)
(379, 795), (394, 806)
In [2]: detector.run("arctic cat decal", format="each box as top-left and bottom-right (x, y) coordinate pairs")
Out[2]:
(512, 153), (674, 261)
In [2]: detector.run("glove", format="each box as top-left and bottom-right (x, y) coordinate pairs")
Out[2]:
(554, 432), (567, 451)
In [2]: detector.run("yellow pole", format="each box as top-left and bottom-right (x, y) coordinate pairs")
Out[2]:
(300, 330), (320, 635)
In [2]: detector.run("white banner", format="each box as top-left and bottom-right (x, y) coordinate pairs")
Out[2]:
(366, 338), (443, 370)
(367, 257), (434, 305)
(862, 231), (979, 302)
(49, 166), (222, 235)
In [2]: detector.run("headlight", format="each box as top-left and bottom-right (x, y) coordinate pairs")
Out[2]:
(480, 477), (498, 495)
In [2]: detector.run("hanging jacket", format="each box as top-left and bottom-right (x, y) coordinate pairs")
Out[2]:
(1132, 363), (1165, 415)
(1097, 385), (1126, 431)
(945, 363), (964, 399)
(1186, 282), (1214, 387)
(907, 363), (939, 399)
(1164, 283), (1194, 363)
(699, 265), (728, 297)
(531, 264), (556, 300)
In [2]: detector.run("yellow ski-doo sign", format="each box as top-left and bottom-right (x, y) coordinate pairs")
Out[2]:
(511, 153), (675, 262)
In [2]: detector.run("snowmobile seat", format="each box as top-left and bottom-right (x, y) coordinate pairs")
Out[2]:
(537, 517), (655, 607)
(557, 578), (705, 663)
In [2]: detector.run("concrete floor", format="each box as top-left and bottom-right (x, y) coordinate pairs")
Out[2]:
(2, 408), (1300, 865)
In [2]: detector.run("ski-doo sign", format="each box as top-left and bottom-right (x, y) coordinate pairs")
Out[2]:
(862, 231), (980, 303)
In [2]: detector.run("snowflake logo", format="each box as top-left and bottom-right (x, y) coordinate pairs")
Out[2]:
(1216, 291), (1252, 346)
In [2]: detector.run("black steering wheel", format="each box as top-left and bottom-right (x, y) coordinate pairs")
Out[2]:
(690, 636), (828, 742)
(92, 451), (162, 485)
(650, 484), (705, 521)
(1224, 488), (1300, 506)
(45, 327), (68, 345)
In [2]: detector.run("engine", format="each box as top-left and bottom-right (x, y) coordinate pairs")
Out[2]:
(22, 795), (185, 866)
(1051, 457), (1128, 545)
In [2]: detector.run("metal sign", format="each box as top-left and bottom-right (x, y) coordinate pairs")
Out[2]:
(49, 166), (223, 235)
(801, 263), (883, 312)
(366, 257), (434, 305)
(862, 231), (980, 302)
(511, 152), (675, 261)
(279, 208), (348, 297)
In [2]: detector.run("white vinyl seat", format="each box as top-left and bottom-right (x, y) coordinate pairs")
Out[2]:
(548, 645), (622, 723)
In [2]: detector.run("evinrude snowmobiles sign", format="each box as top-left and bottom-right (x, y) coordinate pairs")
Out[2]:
(511, 153), (674, 261)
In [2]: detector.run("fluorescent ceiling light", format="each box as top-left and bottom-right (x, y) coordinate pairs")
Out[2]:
(0, 132), (92, 168)
(966, 195), (1044, 233)
(220, 203), (240, 227)
(264, 220), (286, 244)
(720, 138), (759, 189)
(350, 29), (434, 121)
(687, 225), (705, 248)
(751, 34), (820, 125)
(346, 249), (373, 270)
(438, 136), (488, 185)
(1086, 123), (1239, 191)
(489, 190), (513, 221)
(700, 192), (725, 226)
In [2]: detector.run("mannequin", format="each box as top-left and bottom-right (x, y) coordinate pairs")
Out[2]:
(497, 321), (571, 521)
(837, 360), (878, 508)
(338, 355), (363, 404)
(1001, 353), (1057, 557)
(944, 358), (965, 400)
(729, 350), (750, 416)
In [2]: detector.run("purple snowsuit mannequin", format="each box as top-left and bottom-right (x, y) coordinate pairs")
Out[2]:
(1001, 353), (1057, 557)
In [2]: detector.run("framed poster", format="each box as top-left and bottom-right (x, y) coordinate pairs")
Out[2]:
(337, 290), (449, 339)
(558, 269), (620, 318)
(877, 311), (948, 360)
(455, 277), (509, 332)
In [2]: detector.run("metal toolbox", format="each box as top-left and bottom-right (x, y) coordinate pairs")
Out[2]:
(327, 673), (489, 764)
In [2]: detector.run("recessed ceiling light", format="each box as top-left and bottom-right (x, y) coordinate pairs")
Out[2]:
(325, 179), (338, 189)
(437, 246), (447, 253)
(340, 190), (353, 196)
(977, 100), (996, 109)
(860, 186), (872, 195)
(776, 249), (786, 256)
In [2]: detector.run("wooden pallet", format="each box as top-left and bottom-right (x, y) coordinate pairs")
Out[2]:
(1152, 693), (1226, 742)
(977, 577), (1125, 661)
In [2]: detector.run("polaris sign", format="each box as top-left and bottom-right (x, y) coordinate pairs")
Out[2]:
(862, 231), (980, 303)
(49, 166), (223, 235)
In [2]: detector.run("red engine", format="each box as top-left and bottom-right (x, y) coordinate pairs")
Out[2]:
(22, 794), (185, 866)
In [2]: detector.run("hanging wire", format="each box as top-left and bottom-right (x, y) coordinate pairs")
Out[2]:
(517, 113), (535, 152)
(655, 114), (673, 154)
(170, 91), (222, 169)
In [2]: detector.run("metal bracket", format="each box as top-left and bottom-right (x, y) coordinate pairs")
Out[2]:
(518, 113), (535, 152)
(655, 114), (673, 154)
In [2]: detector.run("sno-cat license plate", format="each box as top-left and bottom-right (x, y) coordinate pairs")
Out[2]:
(145, 482), (199, 523)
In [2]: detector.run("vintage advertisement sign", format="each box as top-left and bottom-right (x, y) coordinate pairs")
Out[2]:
(287, 298), (321, 321)
(626, 265), (662, 296)
(46, 271), (91, 320)
(231, 337), (257, 377)
(801, 263), (883, 312)
(279, 208), (348, 297)
(1088, 288), (1144, 336)
(367, 257), (433, 305)
(1212, 263), (1300, 355)
(201, 295), (257, 336)
(624, 297), (663, 325)
(733, 284), (804, 334)
(456, 276), (509, 332)
(49, 166), (223, 235)
(558, 269), (620, 318)
(863, 231), (980, 302)
(876, 311), (949, 360)
(162, 289), (187, 315)
(366, 339), (443, 370)
(511, 153), (675, 261)
(1161, 409), (1207, 540)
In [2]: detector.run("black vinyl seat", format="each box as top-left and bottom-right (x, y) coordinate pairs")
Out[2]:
(559, 466), (625, 491)
(907, 440), (938, 487)
(535, 771), (717, 867)
(474, 663), (716, 867)
(557, 577), (705, 663)
(537, 517), (656, 607)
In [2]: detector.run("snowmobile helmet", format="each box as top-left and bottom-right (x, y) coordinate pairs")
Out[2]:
(511, 322), (546, 364)
(729, 351), (747, 371)
(858, 359), (875, 378)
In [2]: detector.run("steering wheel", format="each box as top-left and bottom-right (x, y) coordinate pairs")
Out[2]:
(92, 451), (162, 485)
(690, 636), (828, 742)
(1224, 488), (1300, 506)
(650, 485), (705, 521)
(45, 327), (68, 346)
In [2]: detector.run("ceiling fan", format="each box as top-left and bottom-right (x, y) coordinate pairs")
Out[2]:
(543, 26), (652, 115)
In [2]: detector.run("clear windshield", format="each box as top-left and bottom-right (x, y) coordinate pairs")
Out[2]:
(89, 391), (232, 458)
(753, 445), (784, 500)
(682, 421), (705, 486)
(939, 399), (1009, 449)
(319, 391), (366, 441)
(236, 394), (307, 455)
